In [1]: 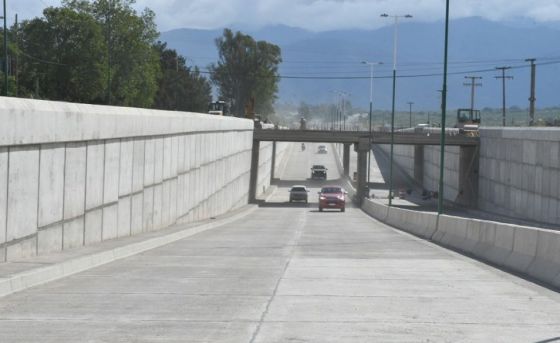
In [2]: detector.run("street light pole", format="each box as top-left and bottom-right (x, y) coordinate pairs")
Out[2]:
(381, 13), (412, 206)
(437, 0), (450, 215)
(2, 0), (7, 96)
(362, 61), (383, 195)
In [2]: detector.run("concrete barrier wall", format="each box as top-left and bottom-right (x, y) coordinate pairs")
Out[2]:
(478, 128), (560, 225)
(377, 144), (460, 201)
(378, 128), (560, 226)
(0, 98), (260, 262)
(362, 198), (560, 290)
(256, 141), (290, 197)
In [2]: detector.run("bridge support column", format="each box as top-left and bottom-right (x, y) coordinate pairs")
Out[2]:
(354, 138), (369, 206)
(456, 146), (479, 208)
(343, 143), (351, 177)
(270, 141), (277, 183)
(414, 145), (424, 186)
(249, 139), (260, 203)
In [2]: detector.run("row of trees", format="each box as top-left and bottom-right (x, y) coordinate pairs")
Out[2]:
(0, 0), (282, 117)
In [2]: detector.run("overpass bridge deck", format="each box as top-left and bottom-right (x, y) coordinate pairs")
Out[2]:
(0, 143), (558, 342)
(254, 128), (480, 146)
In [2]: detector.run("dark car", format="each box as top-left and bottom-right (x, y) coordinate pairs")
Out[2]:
(311, 165), (327, 180)
(289, 185), (309, 203)
(317, 145), (328, 154)
(318, 186), (347, 212)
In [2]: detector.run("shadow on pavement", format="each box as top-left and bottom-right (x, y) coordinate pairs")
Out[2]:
(271, 178), (347, 189)
(258, 201), (313, 208)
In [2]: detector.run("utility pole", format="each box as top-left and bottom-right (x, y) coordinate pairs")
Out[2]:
(525, 58), (536, 126)
(437, 0), (450, 215)
(2, 0), (7, 96)
(463, 76), (482, 117)
(14, 13), (17, 97)
(495, 67), (513, 127)
(407, 101), (414, 127)
(106, 0), (112, 105)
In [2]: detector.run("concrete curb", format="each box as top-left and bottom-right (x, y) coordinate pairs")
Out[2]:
(361, 198), (560, 291)
(0, 205), (258, 298)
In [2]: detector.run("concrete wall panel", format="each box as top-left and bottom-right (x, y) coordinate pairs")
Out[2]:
(38, 224), (63, 255)
(132, 139), (145, 193)
(163, 137), (172, 180)
(84, 209), (102, 245)
(85, 142), (105, 210)
(63, 217), (84, 249)
(38, 144), (65, 228)
(153, 184), (163, 230)
(143, 138), (155, 187)
(504, 225), (538, 272)
(7, 147), (40, 241)
(479, 128), (560, 226)
(528, 230), (560, 285)
(130, 193), (143, 235)
(102, 204), (118, 240)
(64, 143), (86, 219)
(155, 138), (164, 184)
(7, 236), (37, 260)
(119, 139), (134, 197)
(142, 187), (154, 232)
(0, 148), (7, 251)
(103, 140), (120, 205)
(117, 196), (132, 238)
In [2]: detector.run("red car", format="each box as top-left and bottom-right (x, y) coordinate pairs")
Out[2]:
(318, 186), (347, 212)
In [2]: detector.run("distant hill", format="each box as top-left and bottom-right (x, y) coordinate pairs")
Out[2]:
(161, 18), (560, 111)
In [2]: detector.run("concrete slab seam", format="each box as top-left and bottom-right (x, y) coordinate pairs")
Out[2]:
(0, 204), (258, 298)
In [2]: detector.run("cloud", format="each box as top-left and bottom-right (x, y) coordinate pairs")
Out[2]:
(9, 0), (560, 31)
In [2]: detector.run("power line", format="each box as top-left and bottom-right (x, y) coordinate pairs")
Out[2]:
(196, 59), (560, 80)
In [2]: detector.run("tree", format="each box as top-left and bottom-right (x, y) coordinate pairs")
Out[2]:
(15, 0), (161, 107)
(62, 0), (160, 107)
(16, 6), (106, 102)
(209, 29), (282, 118)
(90, 0), (160, 107)
(153, 42), (211, 113)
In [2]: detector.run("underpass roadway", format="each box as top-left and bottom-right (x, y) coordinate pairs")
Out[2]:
(0, 143), (559, 342)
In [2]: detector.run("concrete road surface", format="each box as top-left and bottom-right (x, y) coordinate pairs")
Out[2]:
(0, 143), (559, 342)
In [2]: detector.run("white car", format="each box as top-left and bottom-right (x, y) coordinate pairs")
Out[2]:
(317, 145), (328, 154)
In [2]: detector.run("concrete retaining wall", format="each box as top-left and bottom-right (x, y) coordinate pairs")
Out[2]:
(0, 98), (277, 262)
(478, 128), (560, 225)
(362, 198), (560, 290)
(377, 144), (460, 201)
(378, 128), (560, 226)
(256, 141), (290, 197)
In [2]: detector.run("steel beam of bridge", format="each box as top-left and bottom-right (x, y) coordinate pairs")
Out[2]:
(253, 129), (479, 146)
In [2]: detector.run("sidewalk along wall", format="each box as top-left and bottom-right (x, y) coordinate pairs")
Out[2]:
(478, 128), (560, 226)
(362, 198), (560, 290)
(0, 98), (254, 262)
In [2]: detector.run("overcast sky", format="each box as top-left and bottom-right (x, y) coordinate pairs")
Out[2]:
(9, 0), (560, 32)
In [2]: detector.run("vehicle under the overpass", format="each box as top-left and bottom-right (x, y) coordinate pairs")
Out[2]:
(250, 128), (480, 207)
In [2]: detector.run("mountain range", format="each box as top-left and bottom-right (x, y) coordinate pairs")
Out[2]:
(160, 17), (560, 111)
